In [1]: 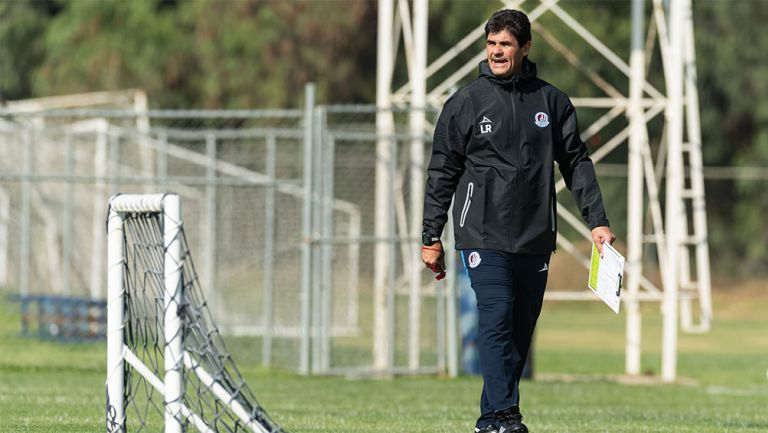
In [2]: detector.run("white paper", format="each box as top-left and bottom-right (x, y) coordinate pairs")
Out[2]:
(587, 242), (625, 314)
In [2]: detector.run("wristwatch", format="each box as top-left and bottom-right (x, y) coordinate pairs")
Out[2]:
(421, 232), (441, 246)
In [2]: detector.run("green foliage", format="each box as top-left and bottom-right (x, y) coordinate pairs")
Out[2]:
(694, 2), (768, 275)
(20, 0), (376, 108)
(0, 1), (54, 101)
(33, 1), (183, 103)
(169, 0), (376, 108)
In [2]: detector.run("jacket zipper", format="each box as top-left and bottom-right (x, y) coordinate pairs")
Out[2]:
(459, 182), (474, 228)
(510, 84), (521, 241)
(511, 83), (520, 169)
(550, 194), (556, 232)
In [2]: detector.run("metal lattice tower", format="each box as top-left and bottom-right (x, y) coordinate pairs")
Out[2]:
(375, 0), (712, 381)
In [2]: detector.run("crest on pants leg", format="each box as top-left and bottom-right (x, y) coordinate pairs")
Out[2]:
(468, 251), (482, 268)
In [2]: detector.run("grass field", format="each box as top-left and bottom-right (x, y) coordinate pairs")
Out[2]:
(1, 283), (767, 433)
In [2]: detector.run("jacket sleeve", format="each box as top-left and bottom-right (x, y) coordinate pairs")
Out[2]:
(553, 96), (610, 229)
(422, 94), (471, 237)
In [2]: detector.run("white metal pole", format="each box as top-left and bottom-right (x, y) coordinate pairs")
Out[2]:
(163, 194), (184, 433)
(109, 130), (121, 191)
(407, 0), (428, 372)
(262, 134), (276, 367)
(625, 0), (646, 376)
(106, 200), (126, 433)
(445, 208), (458, 377)
(662, 0), (685, 382)
(346, 212), (361, 331)
(387, 134), (398, 373)
(205, 134), (218, 322)
(19, 129), (33, 298)
(62, 132), (74, 295)
(133, 90), (154, 193)
(311, 108), (324, 374)
(158, 132), (169, 189)
(299, 83), (315, 375)
(90, 125), (108, 299)
(682, 7), (713, 331)
(0, 187), (8, 286)
(321, 128), (334, 373)
(374, 0), (395, 372)
(436, 261), (446, 375)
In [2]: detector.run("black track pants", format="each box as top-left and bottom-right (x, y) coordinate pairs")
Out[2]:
(460, 249), (550, 428)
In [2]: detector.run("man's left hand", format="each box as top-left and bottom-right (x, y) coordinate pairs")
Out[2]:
(591, 226), (616, 255)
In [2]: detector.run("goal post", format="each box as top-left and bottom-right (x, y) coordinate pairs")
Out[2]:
(106, 193), (286, 433)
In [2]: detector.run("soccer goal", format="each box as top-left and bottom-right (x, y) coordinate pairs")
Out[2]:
(106, 194), (286, 433)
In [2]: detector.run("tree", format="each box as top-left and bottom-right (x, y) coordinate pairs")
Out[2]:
(694, 1), (768, 276)
(30, 0), (376, 108)
(0, 1), (58, 101)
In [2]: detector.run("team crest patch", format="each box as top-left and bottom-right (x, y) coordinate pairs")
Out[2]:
(468, 251), (481, 268)
(534, 112), (550, 128)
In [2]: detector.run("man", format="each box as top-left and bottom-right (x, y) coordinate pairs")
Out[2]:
(421, 9), (615, 433)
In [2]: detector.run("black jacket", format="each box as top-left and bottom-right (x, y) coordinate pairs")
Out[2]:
(422, 59), (609, 254)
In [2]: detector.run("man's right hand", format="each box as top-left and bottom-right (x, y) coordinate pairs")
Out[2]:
(421, 242), (446, 280)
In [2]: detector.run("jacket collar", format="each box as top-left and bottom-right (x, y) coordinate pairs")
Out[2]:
(479, 58), (537, 87)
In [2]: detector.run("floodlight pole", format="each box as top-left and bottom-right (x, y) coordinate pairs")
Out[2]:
(680, 4), (712, 333)
(662, 0), (686, 382)
(625, 0), (646, 376)
(407, 0), (428, 371)
(374, 0), (396, 373)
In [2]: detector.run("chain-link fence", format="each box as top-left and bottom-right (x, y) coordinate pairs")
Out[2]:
(0, 87), (451, 376)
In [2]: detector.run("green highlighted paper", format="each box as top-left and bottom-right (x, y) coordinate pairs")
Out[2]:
(587, 242), (625, 314)
(589, 244), (600, 289)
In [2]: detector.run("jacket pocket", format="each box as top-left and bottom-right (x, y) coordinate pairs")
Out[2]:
(459, 182), (474, 228)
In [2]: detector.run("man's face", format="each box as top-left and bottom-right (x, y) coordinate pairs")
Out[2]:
(486, 30), (530, 78)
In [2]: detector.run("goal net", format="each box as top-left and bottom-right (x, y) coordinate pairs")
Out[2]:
(106, 194), (285, 433)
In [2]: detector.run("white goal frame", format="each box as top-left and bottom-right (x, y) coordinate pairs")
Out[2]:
(106, 193), (273, 433)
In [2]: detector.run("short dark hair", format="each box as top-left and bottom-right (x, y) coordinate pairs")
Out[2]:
(484, 9), (531, 47)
